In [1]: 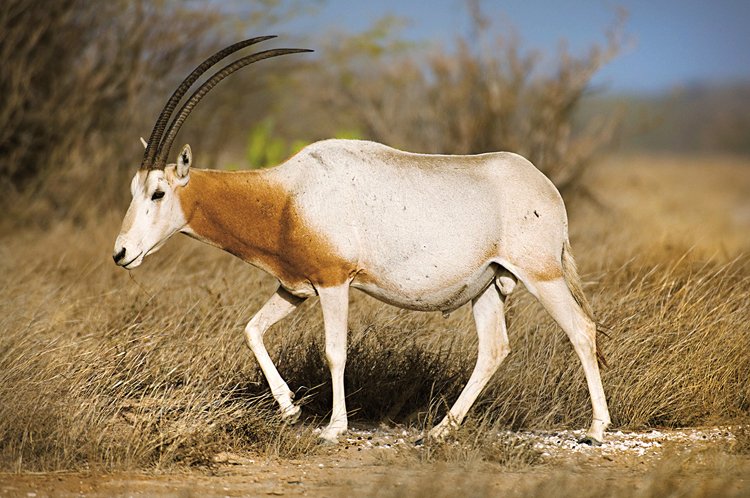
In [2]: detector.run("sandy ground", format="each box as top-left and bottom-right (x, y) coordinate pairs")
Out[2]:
(1, 427), (748, 497)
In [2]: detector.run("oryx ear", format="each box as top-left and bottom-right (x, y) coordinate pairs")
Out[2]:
(176, 144), (192, 179)
(140, 137), (148, 149)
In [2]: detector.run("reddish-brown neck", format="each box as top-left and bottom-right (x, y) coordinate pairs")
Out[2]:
(177, 169), (352, 289)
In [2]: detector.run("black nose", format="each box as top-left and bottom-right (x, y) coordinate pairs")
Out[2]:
(113, 247), (126, 264)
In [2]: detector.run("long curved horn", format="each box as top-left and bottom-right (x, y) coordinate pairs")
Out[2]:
(141, 35), (278, 169)
(154, 47), (312, 169)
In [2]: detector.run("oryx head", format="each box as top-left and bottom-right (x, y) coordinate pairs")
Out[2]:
(113, 36), (311, 269)
(113, 142), (193, 269)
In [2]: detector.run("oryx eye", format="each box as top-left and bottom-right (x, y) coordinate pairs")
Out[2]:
(151, 191), (165, 201)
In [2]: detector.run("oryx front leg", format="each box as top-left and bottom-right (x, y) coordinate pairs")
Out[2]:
(245, 287), (305, 422)
(317, 285), (350, 444)
(429, 282), (510, 440)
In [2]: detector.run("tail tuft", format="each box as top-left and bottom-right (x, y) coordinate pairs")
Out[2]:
(561, 239), (593, 320)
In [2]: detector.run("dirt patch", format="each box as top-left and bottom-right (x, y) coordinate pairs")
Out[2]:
(2, 426), (747, 497)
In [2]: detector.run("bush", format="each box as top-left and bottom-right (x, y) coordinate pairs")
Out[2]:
(285, 7), (627, 195)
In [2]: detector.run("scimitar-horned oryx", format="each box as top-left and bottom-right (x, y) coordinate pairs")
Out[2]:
(113, 36), (611, 445)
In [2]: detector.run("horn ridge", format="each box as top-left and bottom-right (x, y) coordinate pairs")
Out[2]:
(141, 35), (278, 169)
(154, 47), (313, 168)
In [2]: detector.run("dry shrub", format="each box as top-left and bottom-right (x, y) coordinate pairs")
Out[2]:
(0, 0), (306, 226)
(273, 309), (474, 423)
(2, 0), (627, 231)
(595, 254), (750, 427)
(0, 1), (228, 216)
(287, 8), (627, 195)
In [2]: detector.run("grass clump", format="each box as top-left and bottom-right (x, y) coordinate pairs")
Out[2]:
(414, 424), (542, 469)
(732, 425), (750, 455)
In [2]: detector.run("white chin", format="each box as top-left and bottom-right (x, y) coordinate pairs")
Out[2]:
(124, 256), (144, 269)
(145, 245), (162, 257)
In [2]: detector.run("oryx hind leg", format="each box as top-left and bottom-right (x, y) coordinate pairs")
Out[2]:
(245, 286), (306, 422)
(429, 273), (512, 440)
(524, 275), (611, 444)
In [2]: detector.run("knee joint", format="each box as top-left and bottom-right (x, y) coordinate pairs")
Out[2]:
(325, 350), (346, 371)
(498, 342), (511, 359)
(244, 322), (264, 350)
(490, 343), (511, 364)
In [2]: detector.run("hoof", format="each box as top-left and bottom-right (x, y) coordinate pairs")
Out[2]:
(578, 436), (603, 446)
(318, 425), (345, 445)
(427, 429), (450, 443)
(317, 435), (339, 446)
(281, 405), (301, 425)
(414, 430), (448, 447)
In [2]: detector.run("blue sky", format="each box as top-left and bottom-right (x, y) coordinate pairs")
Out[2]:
(277, 0), (750, 93)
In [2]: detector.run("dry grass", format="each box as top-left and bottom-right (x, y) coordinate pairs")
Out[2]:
(409, 420), (542, 469)
(0, 156), (748, 473)
(0, 0), (229, 214)
(366, 449), (750, 498)
(733, 425), (750, 455)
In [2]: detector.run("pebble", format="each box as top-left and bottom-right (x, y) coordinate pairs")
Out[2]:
(335, 426), (736, 459)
